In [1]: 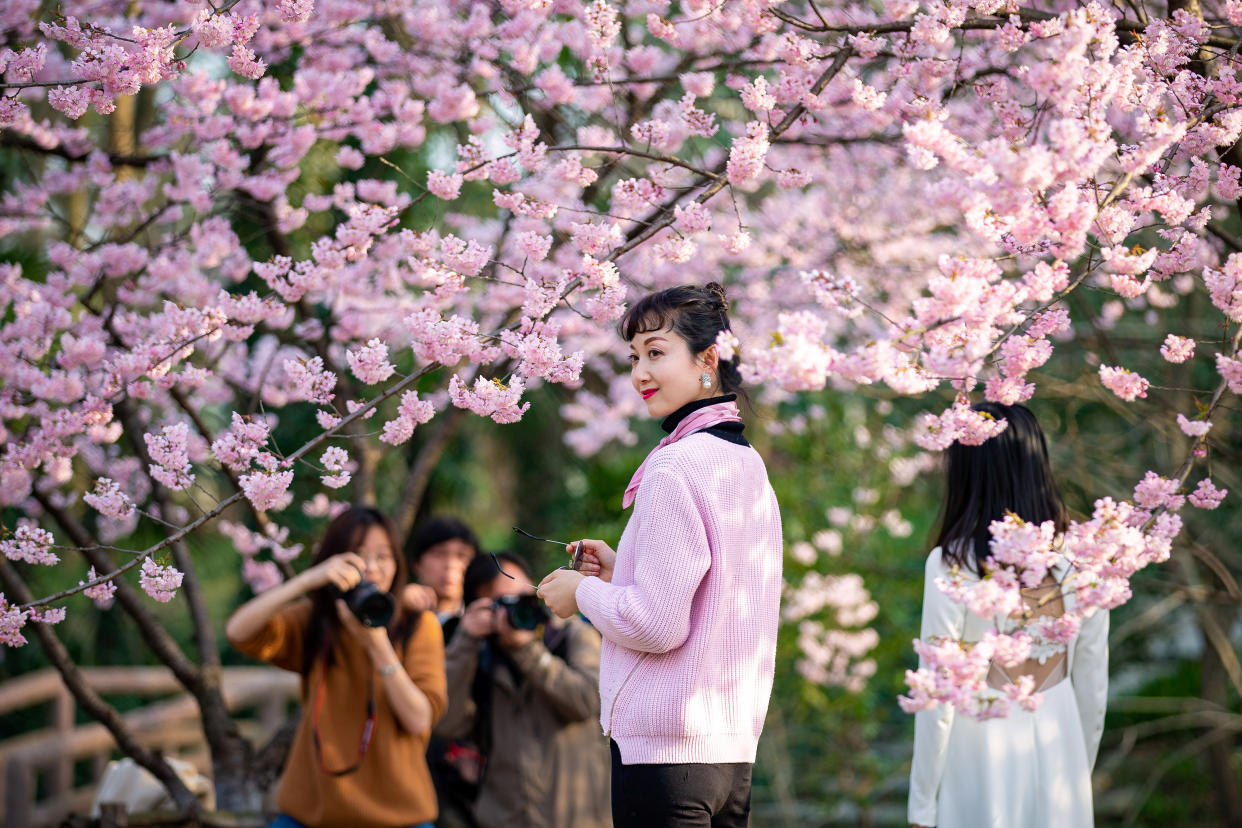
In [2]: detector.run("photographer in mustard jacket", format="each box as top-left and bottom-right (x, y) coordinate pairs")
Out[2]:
(435, 552), (611, 828)
(227, 506), (447, 828)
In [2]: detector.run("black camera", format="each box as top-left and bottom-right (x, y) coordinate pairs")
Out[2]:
(493, 594), (550, 631)
(333, 579), (395, 628)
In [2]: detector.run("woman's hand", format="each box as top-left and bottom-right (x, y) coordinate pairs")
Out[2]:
(537, 569), (585, 619)
(299, 552), (367, 593)
(569, 539), (616, 583)
(335, 599), (392, 655)
(459, 596), (497, 638)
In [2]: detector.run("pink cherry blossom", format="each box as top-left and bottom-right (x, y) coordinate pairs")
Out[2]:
(2, 522), (58, 566)
(1176, 413), (1212, 437)
(145, 423), (195, 490)
(139, 557), (184, 603)
(1204, 255), (1242, 321)
(210, 413), (271, 473)
(242, 557), (283, 593)
(227, 45), (266, 80)
(1099, 365), (1150, 401)
(276, 0), (314, 24)
(380, 390), (436, 446)
(427, 171), (463, 200)
(1133, 472), (1185, 511)
(284, 357), (337, 404)
(319, 446), (352, 489)
(449, 375), (530, 424)
(239, 470), (295, 512)
(1216, 354), (1242, 392)
(82, 566), (117, 608)
(0, 595), (28, 647)
(726, 122), (770, 186)
(83, 478), (136, 520)
(1188, 478), (1227, 509)
(740, 76), (776, 112)
(346, 339), (396, 385)
(1160, 334), (1195, 363)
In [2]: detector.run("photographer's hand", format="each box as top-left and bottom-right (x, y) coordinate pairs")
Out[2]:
(302, 552), (367, 593)
(570, 540), (615, 583)
(460, 597), (496, 638)
(401, 583), (439, 614)
(335, 598), (391, 652)
(495, 604), (538, 649)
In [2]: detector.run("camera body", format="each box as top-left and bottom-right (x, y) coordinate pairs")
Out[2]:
(332, 579), (395, 627)
(493, 593), (550, 631)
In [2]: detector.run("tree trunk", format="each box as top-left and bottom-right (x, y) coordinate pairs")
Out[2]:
(1199, 604), (1242, 825)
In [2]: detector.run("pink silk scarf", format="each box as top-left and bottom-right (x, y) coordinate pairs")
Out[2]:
(622, 399), (743, 509)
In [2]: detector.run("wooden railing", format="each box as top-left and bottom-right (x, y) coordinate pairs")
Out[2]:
(0, 666), (298, 828)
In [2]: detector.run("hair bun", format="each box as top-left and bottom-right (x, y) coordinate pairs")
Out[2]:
(704, 281), (728, 309)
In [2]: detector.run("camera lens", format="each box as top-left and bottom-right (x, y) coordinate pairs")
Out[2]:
(495, 594), (549, 631)
(344, 580), (395, 627)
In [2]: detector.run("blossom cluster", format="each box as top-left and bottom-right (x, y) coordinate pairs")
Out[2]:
(784, 571), (880, 693)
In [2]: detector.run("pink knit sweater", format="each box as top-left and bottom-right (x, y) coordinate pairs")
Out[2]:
(574, 432), (783, 765)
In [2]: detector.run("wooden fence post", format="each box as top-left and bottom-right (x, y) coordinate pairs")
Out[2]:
(4, 755), (31, 828)
(49, 685), (74, 798)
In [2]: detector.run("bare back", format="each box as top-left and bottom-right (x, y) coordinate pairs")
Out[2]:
(987, 571), (1068, 692)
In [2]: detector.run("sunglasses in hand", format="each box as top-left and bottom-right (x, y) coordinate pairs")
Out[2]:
(511, 526), (586, 571)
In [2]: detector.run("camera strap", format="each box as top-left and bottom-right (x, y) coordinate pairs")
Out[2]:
(312, 642), (377, 777)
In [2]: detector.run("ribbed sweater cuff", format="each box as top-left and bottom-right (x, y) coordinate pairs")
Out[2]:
(575, 575), (611, 628)
(612, 732), (759, 765)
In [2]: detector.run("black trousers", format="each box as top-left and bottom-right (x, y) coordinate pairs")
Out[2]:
(610, 740), (753, 828)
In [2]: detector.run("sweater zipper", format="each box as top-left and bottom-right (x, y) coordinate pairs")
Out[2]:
(605, 652), (649, 738)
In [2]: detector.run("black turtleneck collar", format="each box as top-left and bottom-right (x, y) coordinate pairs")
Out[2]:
(660, 394), (749, 446)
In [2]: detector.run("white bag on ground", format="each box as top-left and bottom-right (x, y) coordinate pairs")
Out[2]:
(90, 756), (215, 816)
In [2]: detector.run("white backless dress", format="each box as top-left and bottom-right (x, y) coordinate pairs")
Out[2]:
(907, 546), (1109, 828)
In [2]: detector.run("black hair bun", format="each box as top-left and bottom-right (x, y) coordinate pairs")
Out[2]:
(704, 281), (728, 309)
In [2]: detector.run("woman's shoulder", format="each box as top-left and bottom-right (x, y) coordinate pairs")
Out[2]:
(653, 431), (760, 470)
(924, 545), (979, 580)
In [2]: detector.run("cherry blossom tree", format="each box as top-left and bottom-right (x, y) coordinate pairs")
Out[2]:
(2, 0), (1241, 816)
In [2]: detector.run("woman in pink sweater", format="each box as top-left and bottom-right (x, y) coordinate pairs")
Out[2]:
(538, 283), (783, 828)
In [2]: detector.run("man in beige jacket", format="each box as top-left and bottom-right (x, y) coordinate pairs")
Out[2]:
(434, 553), (611, 828)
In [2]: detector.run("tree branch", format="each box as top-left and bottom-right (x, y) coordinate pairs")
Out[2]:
(23, 360), (439, 609)
(0, 133), (159, 168)
(0, 557), (201, 814)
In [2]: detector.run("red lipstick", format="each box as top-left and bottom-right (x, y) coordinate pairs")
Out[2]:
(641, 388), (657, 400)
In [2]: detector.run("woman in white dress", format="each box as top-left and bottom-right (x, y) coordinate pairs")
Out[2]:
(908, 402), (1109, 828)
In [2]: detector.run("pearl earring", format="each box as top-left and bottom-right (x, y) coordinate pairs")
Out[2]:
(701, 373), (712, 389)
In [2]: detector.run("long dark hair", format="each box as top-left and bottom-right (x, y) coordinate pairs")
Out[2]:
(618, 282), (749, 404)
(933, 403), (1067, 577)
(301, 505), (419, 676)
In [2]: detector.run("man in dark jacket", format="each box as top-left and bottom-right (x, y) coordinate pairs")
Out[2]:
(403, 516), (480, 626)
(435, 553), (611, 828)
(404, 516), (481, 828)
